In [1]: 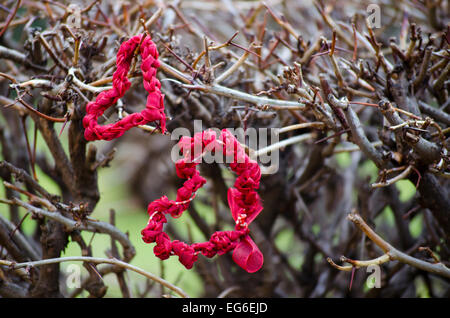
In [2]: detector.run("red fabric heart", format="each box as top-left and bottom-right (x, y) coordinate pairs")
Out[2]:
(141, 129), (264, 273)
(83, 34), (166, 141)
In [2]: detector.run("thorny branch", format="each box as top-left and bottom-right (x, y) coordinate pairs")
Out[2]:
(328, 211), (450, 279)
(0, 0), (449, 298)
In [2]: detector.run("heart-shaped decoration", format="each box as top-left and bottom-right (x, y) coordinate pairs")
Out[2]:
(83, 34), (166, 141)
(141, 129), (264, 273)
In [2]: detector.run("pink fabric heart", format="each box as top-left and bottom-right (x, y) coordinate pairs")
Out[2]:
(83, 34), (166, 141)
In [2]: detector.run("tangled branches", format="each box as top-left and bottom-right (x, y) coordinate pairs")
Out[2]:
(0, 0), (449, 298)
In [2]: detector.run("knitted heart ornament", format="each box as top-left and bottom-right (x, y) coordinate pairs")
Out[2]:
(83, 34), (166, 141)
(141, 129), (264, 273)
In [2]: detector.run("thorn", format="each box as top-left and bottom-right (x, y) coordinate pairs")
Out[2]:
(349, 266), (356, 291)
(58, 114), (71, 137)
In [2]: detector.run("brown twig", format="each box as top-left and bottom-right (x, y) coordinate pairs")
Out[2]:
(0, 0), (22, 38)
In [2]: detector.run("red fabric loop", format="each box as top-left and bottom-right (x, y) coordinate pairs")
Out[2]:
(141, 129), (264, 273)
(83, 34), (166, 141)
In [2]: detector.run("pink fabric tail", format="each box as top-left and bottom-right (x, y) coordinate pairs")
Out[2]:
(232, 235), (263, 273)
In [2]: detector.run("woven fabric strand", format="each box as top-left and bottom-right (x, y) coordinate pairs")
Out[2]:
(141, 129), (264, 273)
(83, 34), (166, 141)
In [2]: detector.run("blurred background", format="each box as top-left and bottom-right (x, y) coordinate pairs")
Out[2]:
(0, 0), (449, 297)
